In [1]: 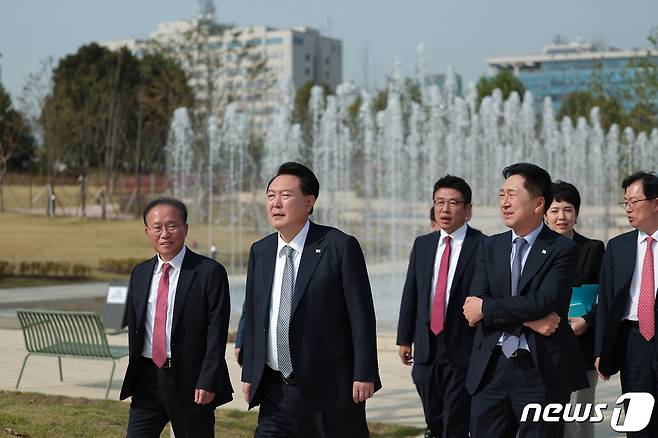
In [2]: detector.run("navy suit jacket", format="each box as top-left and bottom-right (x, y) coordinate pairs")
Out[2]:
(241, 221), (381, 411)
(396, 225), (486, 368)
(465, 226), (588, 402)
(595, 229), (657, 377)
(119, 248), (233, 410)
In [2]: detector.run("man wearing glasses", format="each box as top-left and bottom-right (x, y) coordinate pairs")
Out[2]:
(120, 198), (233, 438)
(397, 175), (485, 438)
(596, 171), (658, 437)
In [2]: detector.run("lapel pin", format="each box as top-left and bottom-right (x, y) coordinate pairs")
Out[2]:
(315, 249), (321, 253)
(541, 249), (547, 254)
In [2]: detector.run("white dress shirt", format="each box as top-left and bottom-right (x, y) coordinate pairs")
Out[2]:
(623, 230), (658, 321)
(429, 222), (468, 320)
(142, 246), (186, 359)
(496, 222), (544, 350)
(266, 220), (310, 371)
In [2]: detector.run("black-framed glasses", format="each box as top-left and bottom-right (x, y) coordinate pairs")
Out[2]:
(618, 198), (656, 209)
(433, 199), (465, 209)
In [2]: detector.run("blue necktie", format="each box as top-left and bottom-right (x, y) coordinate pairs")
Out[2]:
(276, 246), (295, 377)
(501, 237), (528, 358)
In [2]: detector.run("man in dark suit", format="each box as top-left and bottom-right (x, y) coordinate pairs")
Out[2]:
(397, 175), (485, 438)
(596, 171), (658, 437)
(120, 198), (233, 438)
(463, 163), (587, 438)
(241, 162), (381, 437)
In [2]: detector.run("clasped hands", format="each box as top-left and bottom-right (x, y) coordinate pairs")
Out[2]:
(462, 296), (560, 336)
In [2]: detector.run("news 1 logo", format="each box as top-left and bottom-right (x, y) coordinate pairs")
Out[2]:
(520, 392), (655, 432)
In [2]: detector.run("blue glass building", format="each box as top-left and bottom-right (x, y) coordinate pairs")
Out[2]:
(487, 42), (658, 113)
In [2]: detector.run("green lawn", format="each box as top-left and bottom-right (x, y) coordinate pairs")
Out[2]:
(0, 391), (422, 437)
(0, 212), (261, 284)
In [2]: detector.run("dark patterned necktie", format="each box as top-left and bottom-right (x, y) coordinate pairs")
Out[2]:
(502, 237), (527, 358)
(276, 246), (295, 377)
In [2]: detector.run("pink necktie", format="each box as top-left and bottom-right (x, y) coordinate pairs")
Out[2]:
(152, 263), (171, 368)
(430, 236), (452, 335)
(638, 236), (655, 341)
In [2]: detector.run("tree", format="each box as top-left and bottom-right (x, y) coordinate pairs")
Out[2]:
(0, 83), (34, 211)
(42, 43), (193, 218)
(476, 69), (526, 107)
(621, 27), (658, 133)
(133, 53), (194, 216)
(558, 91), (627, 131)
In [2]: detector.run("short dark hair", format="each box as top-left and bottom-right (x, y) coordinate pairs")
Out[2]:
(267, 162), (320, 214)
(622, 171), (658, 199)
(552, 180), (581, 216)
(503, 163), (553, 213)
(430, 206), (436, 222)
(432, 175), (472, 205)
(142, 197), (188, 225)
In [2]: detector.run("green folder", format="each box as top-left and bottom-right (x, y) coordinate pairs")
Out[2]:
(569, 284), (599, 317)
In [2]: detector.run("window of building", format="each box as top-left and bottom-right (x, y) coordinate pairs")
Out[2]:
(305, 53), (310, 61)
(325, 57), (330, 65)
(294, 36), (304, 45)
(266, 37), (283, 45)
(305, 68), (310, 76)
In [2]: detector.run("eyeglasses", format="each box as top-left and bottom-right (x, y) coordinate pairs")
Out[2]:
(147, 224), (182, 234)
(433, 199), (465, 209)
(618, 198), (656, 209)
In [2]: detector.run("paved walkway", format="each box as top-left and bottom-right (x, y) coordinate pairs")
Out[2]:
(0, 283), (627, 437)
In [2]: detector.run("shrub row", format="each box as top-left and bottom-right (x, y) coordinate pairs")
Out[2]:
(0, 260), (92, 279)
(98, 258), (142, 275)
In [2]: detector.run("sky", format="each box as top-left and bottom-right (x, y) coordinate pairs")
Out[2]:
(1, 0), (657, 100)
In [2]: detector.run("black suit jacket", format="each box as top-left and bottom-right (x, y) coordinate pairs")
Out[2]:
(119, 248), (233, 410)
(241, 221), (381, 411)
(465, 226), (588, 402)
(595, 229), (656, 377)
(572, 231), (605, 370)
(396, 225), (486, 368)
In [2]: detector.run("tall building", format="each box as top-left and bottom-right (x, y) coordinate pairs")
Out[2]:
(102, 10), (342, 133)
(486, 40), (658, 113)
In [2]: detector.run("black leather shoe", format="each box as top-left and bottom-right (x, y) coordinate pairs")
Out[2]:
(423, 428), (436, 438)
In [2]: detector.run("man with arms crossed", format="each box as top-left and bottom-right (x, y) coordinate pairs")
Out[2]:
(463, 163), (587, 438)
(241, 162), (381, 436)
(397, 175), (485, 438)
(596, 171), (658, 437)
(121, 198), (233, 438)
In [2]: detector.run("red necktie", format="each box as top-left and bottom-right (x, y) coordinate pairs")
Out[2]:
(152, 263), (171, 368)
(430, 235), (452, 335)
(638, 236), (655, 341)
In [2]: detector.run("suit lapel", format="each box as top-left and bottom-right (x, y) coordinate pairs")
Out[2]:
(291, 222), (326, 316)
(258, 235), (278, 321)
(171, 250), (197, 334)
(134, 256), (157, 330)
(617, 230), (638, 293)
(496, 232), (513, 297)
(518, 227), (554, 294)
(423, 233), (441, 295)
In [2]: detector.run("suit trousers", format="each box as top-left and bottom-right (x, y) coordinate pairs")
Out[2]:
(563, 370), (597, 438)
(412, 331), (470, 438)
(619, 321), (658, 438)
(255, 365), (368, 438)
(126, 357), (215, 438)
(470, 347), (564, 438)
